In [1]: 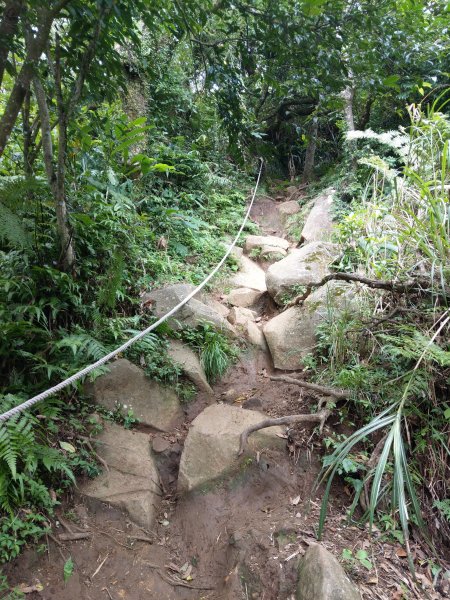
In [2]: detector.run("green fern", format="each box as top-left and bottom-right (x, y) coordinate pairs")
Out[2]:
(52, 332), (110, 362)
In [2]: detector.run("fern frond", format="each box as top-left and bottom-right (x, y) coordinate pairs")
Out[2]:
(347, 129), (410, 159)
(0, 201), (32, 249)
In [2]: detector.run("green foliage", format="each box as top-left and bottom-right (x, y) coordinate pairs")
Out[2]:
(315, 104), (450, 555)
(181, 323), (239, 382)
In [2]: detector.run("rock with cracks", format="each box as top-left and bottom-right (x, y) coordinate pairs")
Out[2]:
(86, 358), (183, 431)
(297, 544), (361, 600)
(300, 188), (335, 243)
(263, 281), (358, 370)
(80, 423), (160, 529)
(266, 241), (338, 305)
(167, 340), (213, 395)
(142, 283), (235, 336)
(178, 404), (284, 492)
(227, 306), (257, 327)
(225, 287), (264, 308)
(230, 255), (267, 292)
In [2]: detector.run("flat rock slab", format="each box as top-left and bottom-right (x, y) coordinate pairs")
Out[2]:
(278, 200), (300, 226)
(231, 255), (267, 292)
(167, 340), (213, 394)
(301, 188), (335, 243)
(227, 306), (256, 327)
(297, 544), (361, 600)
(266, 241), (338, 304)
(226, 287), (264, 308)
(178, 404), (284, 492)
(249, 195), (283, 236)
(142, 283), (235, 335)
(80, 423), (160, 529)
(86, 358), (183, 431)
(244, 234), (289, 254)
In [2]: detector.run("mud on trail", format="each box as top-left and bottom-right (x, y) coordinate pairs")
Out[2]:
(4, 190), (445, 600)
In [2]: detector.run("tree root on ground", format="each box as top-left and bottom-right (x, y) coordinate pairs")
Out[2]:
(269, 374), (349, 399)
(238, 408), (331, 456)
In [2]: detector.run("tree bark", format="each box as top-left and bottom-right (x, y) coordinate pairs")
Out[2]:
(0, 0), (24, 88)
(0, 0), (71, 157)
(0, 10), (53, 156)
(341, 85), (357, 168)
(33, 77), (56, 187)
(341, 85), (355, 131)
(302, 115), (318, 183)
(358, 96), (374, 130)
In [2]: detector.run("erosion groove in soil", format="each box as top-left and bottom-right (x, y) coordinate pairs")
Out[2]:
(5, 187), (432, 599)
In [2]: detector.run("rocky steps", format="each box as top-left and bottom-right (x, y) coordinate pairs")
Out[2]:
(79, 185), (362, 599)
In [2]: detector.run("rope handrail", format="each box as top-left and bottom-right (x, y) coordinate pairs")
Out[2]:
(0, 159), (264, 423)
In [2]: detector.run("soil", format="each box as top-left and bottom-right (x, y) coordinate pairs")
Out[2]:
(4, 189), (449, 600)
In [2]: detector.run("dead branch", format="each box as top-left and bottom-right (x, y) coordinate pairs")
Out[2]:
(238, 408), (331, 456)
(269, 375), (349, 399)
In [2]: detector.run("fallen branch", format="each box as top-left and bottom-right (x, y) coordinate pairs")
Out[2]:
(238, 408), (331, 456)
(269, 375), (349, 399)
(285, 272), (450, 308)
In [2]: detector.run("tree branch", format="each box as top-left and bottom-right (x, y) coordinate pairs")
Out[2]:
(0, 0), (24, 88)
(285, 272), (450, 308)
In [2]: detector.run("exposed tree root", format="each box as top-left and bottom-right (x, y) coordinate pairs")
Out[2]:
(58, 532), (92, 542)
(269, 374), (349, 399)
(238, 408), (331, 456)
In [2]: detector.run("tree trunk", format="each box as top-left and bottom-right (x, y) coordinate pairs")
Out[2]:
(33, 74), (75, 271)
(341, 85), (357, 168)
(342, 85), (355, 131)
(302, 115), (318, 183)
(358, 96), (374, 130)
(0, 0), (24, 88)
(22, 89), (32, 175)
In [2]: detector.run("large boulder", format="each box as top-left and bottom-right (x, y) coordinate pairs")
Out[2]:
(231, 255), (267, 292)
(263, 306), (315, 370)
(297, 544), (361, 600)
(86, 358), (183, 431)
(178, 404), (284, 492)
(226, 287), (264, 308)
(80, 423), (160, 529)
(263, 281), (358, 370)
(142, 283), (235, 335)
(244, 234), (289, 255)
(301, 189), (335, 243)
(167, 340), (213, 395)
(266, 241), (338, 304)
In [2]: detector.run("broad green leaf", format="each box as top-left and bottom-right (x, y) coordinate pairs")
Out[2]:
(59, 441), (76, 453)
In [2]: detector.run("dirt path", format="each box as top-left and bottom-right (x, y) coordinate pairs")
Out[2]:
(5, 190), (437, 600)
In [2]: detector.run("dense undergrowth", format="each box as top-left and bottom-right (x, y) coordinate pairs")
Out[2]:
(309, 101), (450, 561)
(1, 0), (450, 592)
(0, 102), (251, 566)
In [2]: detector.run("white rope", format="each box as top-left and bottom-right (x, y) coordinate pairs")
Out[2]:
(0, 160), (264, 423)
